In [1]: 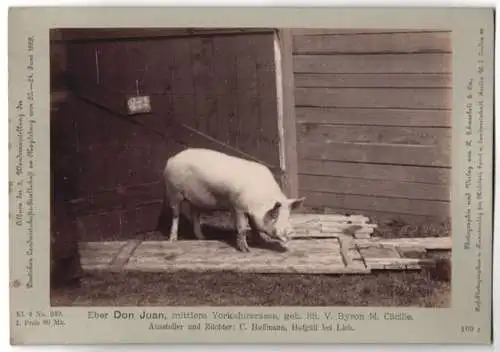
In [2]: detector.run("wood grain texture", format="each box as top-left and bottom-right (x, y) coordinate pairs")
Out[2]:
(276, 29), (300, 198)
(296, 107), (451, 127)
(306, 205), (451, 225)
(298, 159), (451, 185)
(297, 124), (451, 146)
(299, 174), (450, 201)
(122, 239), (371, 274)
(191, 36), (215, 134)
(295, 87), (452, 109)
(299, 190), (450, 217)
(293, 32), (451, 54)
(255, 34), (281, 165)
(294, 54), (452, 74)
(59, 28), (275, 41)
(295, 73), (452, 88)
(298, 141), (450, 167)
(356, 236), (452, 250)
(290, 29), (451, 36)
(109, 239), (142, 271)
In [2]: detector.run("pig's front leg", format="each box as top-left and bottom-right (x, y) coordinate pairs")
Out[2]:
(233, 210), (250, 253)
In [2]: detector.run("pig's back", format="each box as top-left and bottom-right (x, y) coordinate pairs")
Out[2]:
(164, 148), (281, 208)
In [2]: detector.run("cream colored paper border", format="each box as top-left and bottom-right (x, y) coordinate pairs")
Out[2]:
(8, 7), (494, 345)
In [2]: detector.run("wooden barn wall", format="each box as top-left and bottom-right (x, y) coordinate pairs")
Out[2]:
(290, 29), (452, 222)
(52, 30), (280, 241)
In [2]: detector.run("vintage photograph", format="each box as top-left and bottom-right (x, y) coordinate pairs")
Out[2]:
(49, 27), (452, 308)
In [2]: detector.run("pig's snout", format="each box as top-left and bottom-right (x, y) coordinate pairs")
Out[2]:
(275, 229), (294, 244)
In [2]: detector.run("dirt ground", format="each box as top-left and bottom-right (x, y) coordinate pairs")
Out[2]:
(51, 211), (451, 307)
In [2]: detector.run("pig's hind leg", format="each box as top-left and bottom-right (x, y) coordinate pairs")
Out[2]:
(190, 206), (206, 240)
(167, 191), (184, 242)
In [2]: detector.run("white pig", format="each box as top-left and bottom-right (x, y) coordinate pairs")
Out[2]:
(163, 148), (305, 252)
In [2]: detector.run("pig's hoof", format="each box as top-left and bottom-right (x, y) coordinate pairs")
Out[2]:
(237, 241), (251, 252)
(195, 234), (206, 241)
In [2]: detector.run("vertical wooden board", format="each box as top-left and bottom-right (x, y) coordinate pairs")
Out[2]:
(226, 36), (240, 148)
(212, 36), (233, 145)
(276, 29), (299, 198)
(234, 35), (260, 156)
(255, 34), (280, 165)
(170, 38), (196, 129)
(68, 42), (100, 92)
(98, 41), (142, 94)
(141, 38), (174, 94)
(190, 37), (216, 135)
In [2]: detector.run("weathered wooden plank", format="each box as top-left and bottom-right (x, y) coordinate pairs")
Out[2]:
(79, 241), (128, 250)
(397, 246), (427, 259)
(277, 29), (300, 198)
(290, 213), (370, 225)
(295, 87), (451, 109)
(294, 73), (452, 88)
(298, 159), (451, 185)
(296, 107), (451, 127)
(293, 32), (451, 54)
(355, 236), (452, 250)
(321, 223), (377, 232)
(307, 205), (451, 226)
(80, 257), (114, 266)
(298, 141), (450, 167)
(109, 239), (142, 271)
(297, 124), (451, 147)
(121, 239), (367, 274)
(81, 263), (112, 271)
(294, 54), (452, 74)
(359, 244), (401, 259)
(291, 29), (451, 36)
(300, 191), (451, 217)
(299, 174), (451, 201)
(364, 257), (432, 270)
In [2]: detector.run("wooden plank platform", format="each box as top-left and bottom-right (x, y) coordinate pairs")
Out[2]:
(77, 214), (451, 275)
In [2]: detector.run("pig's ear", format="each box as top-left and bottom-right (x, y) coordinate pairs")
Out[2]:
(289, 197), (305, 210)
(264, 201), (282, 223)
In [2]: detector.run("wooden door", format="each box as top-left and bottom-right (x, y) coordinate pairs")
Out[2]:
(54, 28), (284, 240)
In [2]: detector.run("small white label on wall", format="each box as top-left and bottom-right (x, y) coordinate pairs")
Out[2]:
(126, 96), (152, 115)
